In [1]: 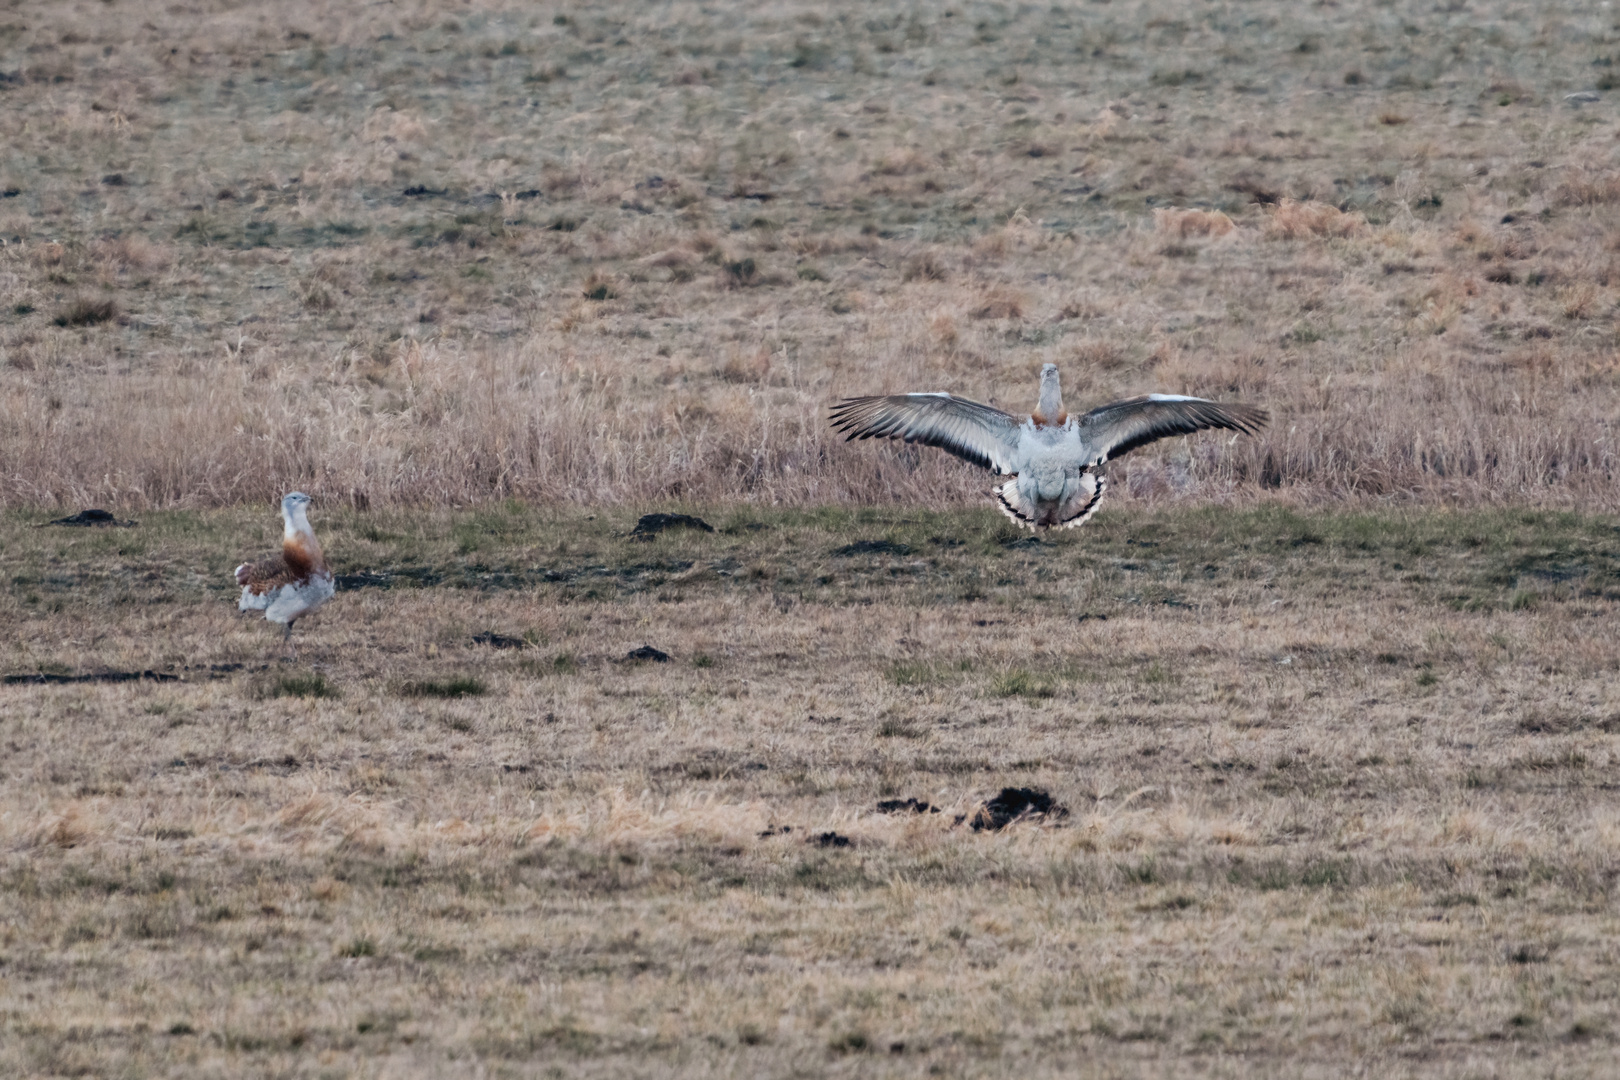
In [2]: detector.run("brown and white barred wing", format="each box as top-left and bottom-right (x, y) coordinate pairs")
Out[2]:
(236, 555), (295, 611)
(1077, 394), (1269, 464)
(829, 393), (1024, 475)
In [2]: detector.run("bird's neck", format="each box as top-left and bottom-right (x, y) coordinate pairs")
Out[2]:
(282, 509), (324, 563)
(1032, 376), (1066, 426)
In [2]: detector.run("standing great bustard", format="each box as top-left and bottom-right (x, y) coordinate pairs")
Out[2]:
(830, 364), (1268, 531)
(235, 492), (334, 654)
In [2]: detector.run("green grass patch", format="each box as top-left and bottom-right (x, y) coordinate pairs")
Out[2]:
(1139, 662), (1177, 685)
(992, 669), (1057, 699)
(338, 937), (377, 958)
(4, 504), (1620, 617)
(886, 661), (941, 686)
(400, 675), (488, 698)
(271, 674), (339, 699)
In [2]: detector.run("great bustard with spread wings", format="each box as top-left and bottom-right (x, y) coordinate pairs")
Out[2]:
(234, 492), (335, 654)
(830, 364), (1268, 531)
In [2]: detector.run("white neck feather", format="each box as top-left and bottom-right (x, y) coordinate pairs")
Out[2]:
(1036, 367), (1063, 420)
(282, 505), (313, 542)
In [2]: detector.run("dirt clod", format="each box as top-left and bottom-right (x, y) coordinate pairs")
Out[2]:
(45, 509), (134, 527)
(472, 631), (526, 649)
(813, 831), (852, 848)
(833, 540), (910, 556)
(4, 669), (177, 685)
(876, 798), (939, 814)
(970, 787), (1068, 831)
(631, 513), (715, 539)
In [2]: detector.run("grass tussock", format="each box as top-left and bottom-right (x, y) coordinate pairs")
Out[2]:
(580, 270), (618, 302)
(1265, 199), (1367, 239)
(52, 297), (118, 327)
(399, 675), (488, 698)
(269, 673), (339, 699)
(1153, 207), (1235, 238)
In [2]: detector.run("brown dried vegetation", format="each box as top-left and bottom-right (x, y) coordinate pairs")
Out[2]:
(0, 2), (1615, 513)
(1153, 207), (1236, 238)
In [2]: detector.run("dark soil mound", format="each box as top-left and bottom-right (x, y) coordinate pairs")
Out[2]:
(876, 798), (939, 815)
(46, 509), (134, 527)
(626, 645), (671, 662)
(472, 631), (526, 649)
(833, 539), (910, 556)
(630, 513), (714, 539)
(5, 669), (177, 685)
(970, 786), (1069, 831)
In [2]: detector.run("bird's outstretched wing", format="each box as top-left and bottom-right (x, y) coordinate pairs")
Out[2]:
(1077, 394), (1268, 463)
(829, 393), (1024, 475)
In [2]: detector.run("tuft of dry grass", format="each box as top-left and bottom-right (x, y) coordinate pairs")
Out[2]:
(1153, 207), (1235, 238)
(580, 269), (619, 302)
(51, 297), (118, 328)
(1266, 199), (1368, 240)
(1554, 166), (1620, 207)
(969, 286), (1027, 321)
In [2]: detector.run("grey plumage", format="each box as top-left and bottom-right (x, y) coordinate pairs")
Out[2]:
(829, 364), (1267, 531)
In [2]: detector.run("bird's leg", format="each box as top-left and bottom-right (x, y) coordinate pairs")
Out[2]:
(283, 620), (296, 661)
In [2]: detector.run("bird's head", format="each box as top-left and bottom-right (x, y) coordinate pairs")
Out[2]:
(281, 492), (312, 515)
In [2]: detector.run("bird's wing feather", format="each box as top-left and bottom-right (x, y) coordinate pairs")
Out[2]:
(829, 393), (1024, 475)
(1077, 394), (1268, 463)
(264, 572), (335, 623)
(235, 554), (296, 596)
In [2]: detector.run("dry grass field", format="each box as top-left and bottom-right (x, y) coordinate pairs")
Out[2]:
(3, 504), (1619, 1077)
(1, 0), (1619, 508)
(3, 0), (1620, 1077)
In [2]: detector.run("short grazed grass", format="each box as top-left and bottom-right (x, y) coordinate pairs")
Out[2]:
(1, 505), (1617, 1077)
(7, 501), (1615, 618)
